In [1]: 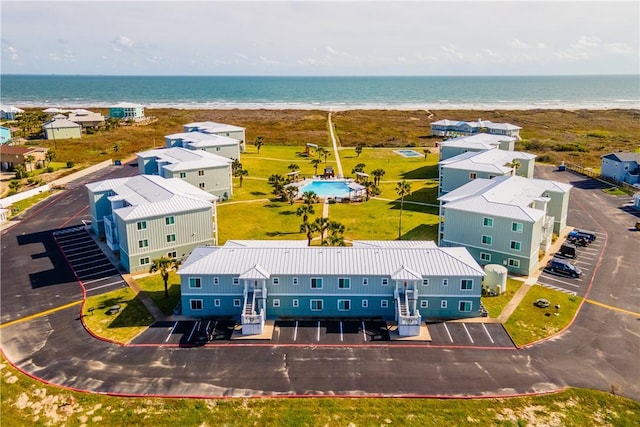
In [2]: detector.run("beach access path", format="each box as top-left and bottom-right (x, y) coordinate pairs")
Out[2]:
(327, 112), (344, 177)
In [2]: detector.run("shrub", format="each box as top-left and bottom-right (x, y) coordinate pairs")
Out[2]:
(66, 161), (75, 168)
(45, 166), (54, 173)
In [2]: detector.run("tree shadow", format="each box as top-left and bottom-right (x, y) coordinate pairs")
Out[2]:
(401, 165), (439, 180)
(279, 210), (296, 215)
(400, 224), (438, 241)
(96, 296), (154, 328)
(250, 191), (267, 196)
(142, 283), (181, 316)
(265, 230), (302, 237)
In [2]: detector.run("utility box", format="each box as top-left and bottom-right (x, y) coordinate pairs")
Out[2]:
(483, 264), (508, 296)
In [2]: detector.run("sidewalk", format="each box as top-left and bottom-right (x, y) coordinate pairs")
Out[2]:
(327, 112), (344, 177)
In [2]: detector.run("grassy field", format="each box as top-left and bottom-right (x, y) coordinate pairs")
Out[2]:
(481, 278), (525, 318)
(2, 353), (639, 427)
(135, 271), (182, 316)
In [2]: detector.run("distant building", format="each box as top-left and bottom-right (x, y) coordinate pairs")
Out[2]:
(438, 134), (516, 161)
(0, 145), (49, 171)
(165, 132), (241, 161)
(86, 175), (218, 273)
(183, 121), (246, 153)
(0, 126), (11, 145)
(137, 147), (233, 199)
(68, 109), (105, 129)
(601, 152), (640, 185)
(42, 118), (82, 140)
(0, 105), (24, 120)
(633, 193), (640, 211)
(438, 175), (571, 275)
(439, 149), (536, 195)
(430, 119), (521, 140)
(178, 240), (485, 336)
(109, 102), (145, 121)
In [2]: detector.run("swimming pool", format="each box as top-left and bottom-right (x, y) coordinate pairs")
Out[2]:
(298, 180), (352, 198)
(395, 149), (422, 158)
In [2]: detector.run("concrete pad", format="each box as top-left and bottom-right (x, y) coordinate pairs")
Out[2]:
(386, 321), (432, 342)
(231, 320), (275, 340)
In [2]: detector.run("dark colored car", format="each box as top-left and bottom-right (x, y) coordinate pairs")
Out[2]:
(545, 258), (582, 278)
(558, 243), (577, 259)
(568, 229), (596, 242)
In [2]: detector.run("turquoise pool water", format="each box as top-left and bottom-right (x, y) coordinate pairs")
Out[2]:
(299, 180), (351, 198)
(396, 149), (422, 157)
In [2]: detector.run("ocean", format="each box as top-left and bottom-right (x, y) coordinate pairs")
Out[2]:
(1, 74), (638, 111)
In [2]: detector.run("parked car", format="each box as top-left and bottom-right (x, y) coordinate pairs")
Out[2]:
(534, 298), (550, 308)
(568, 229), (596, 242)
(558, 243), (577, 259)
(545, 258), (583, 278)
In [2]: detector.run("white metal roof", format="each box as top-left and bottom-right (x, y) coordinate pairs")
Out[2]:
(166, 131), (240, 147)
(138, 147), (231, 172)
(438, 175), (569, 222)
(439, 149), (536, 174)
(178, 242), (485, 277)
(42, 118), (81, 129)
(183, 121), (245, 133)
(111, 102), (143, 108)
(440, 134), (516, 147)
(1, 105), (24, 113)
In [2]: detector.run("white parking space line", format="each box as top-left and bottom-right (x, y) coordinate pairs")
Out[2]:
(86, 280), (125, 292)
(79, 268), (119, 279)
(75, 263), (114, 273)
(60, 240), (94, 250)
(317, 321), (321, 342)
(540, 275), (581, 287)
(187, 321), (199, 342)
(83, 274), (122, 285)
(165, 321), (178, 342)
(340, 321), (343, 342)
(462, 323), (474, 344)
(537, 282), (578, 295)
(482, 324), (495, 344)
(361, 321), (367, 342)
(70, 258), (111, 268)
(443, 323), (454, 343)
(293, 321), (298, 342)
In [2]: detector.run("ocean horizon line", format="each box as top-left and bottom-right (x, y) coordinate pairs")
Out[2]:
(2, 73), (638, 78)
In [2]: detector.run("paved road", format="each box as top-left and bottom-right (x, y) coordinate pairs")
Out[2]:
(1, 163), (638, 399)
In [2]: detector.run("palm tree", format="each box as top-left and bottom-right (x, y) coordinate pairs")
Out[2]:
(254, 136), (264, 154)
(355, 144), (363, 157)
(310, 158), (322, 175)
(268, 174), (286, 199)
(300, 221), (315, 246)
(237, 169), (248, 187)
(288, 163), (299, 172)
(149, 256), (180, 298)
(317, 147), (331, 163)
(113, 144), (120, 154)
(326, 234), (346, 247)
(362, 180), (380, 201)
(372, 168), (386, 186)
(45, 151), (56, 167)
(423, 148), (430, 161)
(313, 217), (330, 244)
(302, 190), (319, 205)
(24, 155), (35, 172)
(231, 158), (242, 176)
(505, 159), (521, 176)
(296, 203), (315, 223)
(395, 180), (412, 240)
(285, 185), (298, 205)
(8, 180), (22, 193)
(14, 164), (27, 180)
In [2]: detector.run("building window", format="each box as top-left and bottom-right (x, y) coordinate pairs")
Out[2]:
(443, 279), (448, 286)
(480, 252), (491, 262)
(338, 300), (351, 311)
(179, 172), (187, 179)
(137, 221), (147, 230)
(216, 146), (221, 151)
(233, 299), (241, 307)
(362, 299), (369, 308)
(232, 277), (239, 285)
(165, 216), (175, 225)
(441, 300), (448, 309)
(139, 257), (150, 266)
(198, 170), (205, 176)
(214, 299), (220, 307)
(381, 278), (388, 286)
(510, 241), (522, 251)
(483, 217), (493, 227)
(167, 251), (177, 259)
(213, 277), (219, 285)
(461, 279), (473, 290)
(199, 183), (205, 189)
(469, 172), (477, 180)
(292, 277), (298, 285)
(508, 258), (521, 268)
(381, 300), (388, 308)
(482, 235), (492, 246)
(190, 299), (203, 310)
(310, 299), (323, 311)
(166, 234), (176, 243)
(293, 299), (299, 308)
(420, 300), (429, 308)
(311, 278), (323, 289)
(138, 239), (149, 248)
(189, 277), (201, 289)
(338, 278), (350, 289)
(459, 301), (472, 312)
(362, 278), (369, 286)
(511, 222), (523, 233)
(273, 299), (281, 308)
(272, 277), (280, 285)
(422, 278), (429, 286)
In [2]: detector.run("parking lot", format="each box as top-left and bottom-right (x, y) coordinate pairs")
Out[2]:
(52, 226), (127, 296)
(536, 229), (606, 296)
(131, 318), (515, 348)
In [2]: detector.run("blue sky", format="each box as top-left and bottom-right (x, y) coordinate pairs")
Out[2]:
(1, 1), (638, 76)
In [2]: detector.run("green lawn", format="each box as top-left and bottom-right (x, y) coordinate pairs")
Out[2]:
(504, 285), (582, 347)
(2, 355), (639, 427)
(135, 271), (181, 316)
(5, 190), (59, 218)
(481, 278), (525, 318)
(82, 287), (154, 343)
(339, 147), (438, 181)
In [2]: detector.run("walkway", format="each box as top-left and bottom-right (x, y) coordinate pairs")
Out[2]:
(327, 111), (344, 177)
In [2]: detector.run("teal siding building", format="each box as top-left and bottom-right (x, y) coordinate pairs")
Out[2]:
(179, 240), (485, 337)
(182, 121), (246, 153)
(109, 102), (145, 120)
(165, 131), (241, 161)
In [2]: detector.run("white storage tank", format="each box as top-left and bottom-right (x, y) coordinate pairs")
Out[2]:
(483, 264), (508, 296)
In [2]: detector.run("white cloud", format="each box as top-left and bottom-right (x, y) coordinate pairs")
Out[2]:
(606, 42), (636, 55)
(571, 36), (601, 49)
(235, 52), (248, 60)
(510, 39), (529, 49)
(259, 56), (278, 65)
(48, 49), (76, 63)
(481, 48), (498, 58)
(112, 35), (135, 50)
(6, 45), (20, 62)
(536, 42), (547, 49)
